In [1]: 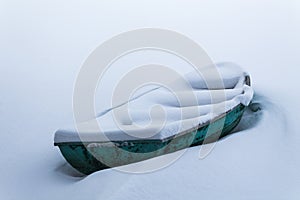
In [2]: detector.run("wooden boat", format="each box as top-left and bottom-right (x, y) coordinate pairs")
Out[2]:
(54, 63), (253, 175)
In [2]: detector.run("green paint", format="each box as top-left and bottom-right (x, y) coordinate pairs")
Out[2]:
(56, 104), (245, 175)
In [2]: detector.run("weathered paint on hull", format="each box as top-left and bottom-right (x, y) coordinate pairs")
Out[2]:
(56, 104), (245, 175)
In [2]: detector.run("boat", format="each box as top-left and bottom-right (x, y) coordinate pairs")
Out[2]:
(54, 62), (253, 175)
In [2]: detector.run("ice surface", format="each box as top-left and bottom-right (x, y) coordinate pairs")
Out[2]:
(1, 0), (300, 199)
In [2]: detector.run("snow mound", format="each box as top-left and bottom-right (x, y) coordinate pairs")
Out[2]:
(54, 63), (253, 143)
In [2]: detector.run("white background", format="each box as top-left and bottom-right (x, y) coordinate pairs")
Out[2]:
(0, 0), (300, 199)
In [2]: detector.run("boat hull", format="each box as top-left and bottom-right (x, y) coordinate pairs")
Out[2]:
(55, 104), (245, 175)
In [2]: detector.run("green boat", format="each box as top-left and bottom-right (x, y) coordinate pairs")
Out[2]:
(54, 63), (253, 175)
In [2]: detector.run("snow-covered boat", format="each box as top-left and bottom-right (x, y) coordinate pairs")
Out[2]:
(54, 63), (253, 175)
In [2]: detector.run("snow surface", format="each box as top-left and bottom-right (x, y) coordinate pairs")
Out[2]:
(1, 0), (300, 199)
(54, 62), (253, 143)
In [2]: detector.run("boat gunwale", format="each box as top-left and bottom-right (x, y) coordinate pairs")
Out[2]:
(54, 103), (245, 146)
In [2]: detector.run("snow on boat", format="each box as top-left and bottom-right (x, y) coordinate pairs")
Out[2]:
(54, 63), (253, 175)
